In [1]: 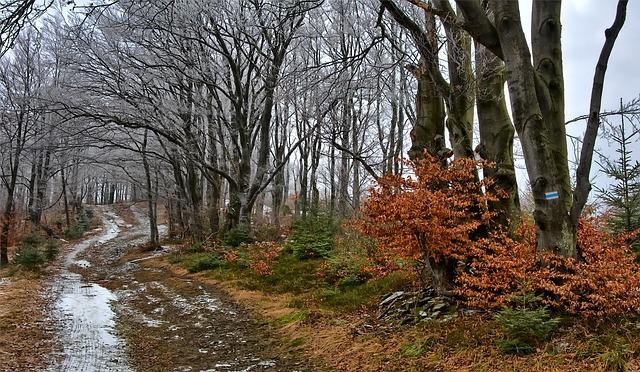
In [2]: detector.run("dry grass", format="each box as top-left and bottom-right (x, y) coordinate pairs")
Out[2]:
(156, 253), (640, 371)
(0, 270), (56, 371)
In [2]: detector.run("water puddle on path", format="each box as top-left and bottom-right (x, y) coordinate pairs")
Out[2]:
(49, 212), (131, 372)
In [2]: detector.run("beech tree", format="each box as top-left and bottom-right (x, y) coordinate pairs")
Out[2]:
(380, 0), (628, 257)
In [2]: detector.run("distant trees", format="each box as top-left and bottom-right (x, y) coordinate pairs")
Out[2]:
(0, 31), (45, 264)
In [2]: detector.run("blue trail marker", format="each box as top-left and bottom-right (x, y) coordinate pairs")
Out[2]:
(544, 191), (560, 200)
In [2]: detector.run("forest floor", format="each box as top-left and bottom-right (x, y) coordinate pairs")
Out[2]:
(1, 205), (317, 372)
(4, 205), (640, 371)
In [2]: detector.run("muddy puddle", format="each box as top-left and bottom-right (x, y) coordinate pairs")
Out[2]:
(49, 212), (131, 372)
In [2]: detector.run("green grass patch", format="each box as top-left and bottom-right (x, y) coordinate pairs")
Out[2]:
(166, 241), (410, 314)
(187, 253), (224, 273)
(275, 310), (308, 326)
(172, 249), (322, 294)
(287, 297), (306, 309)
(402, 337), (436, 357)
(256, 253), (322, 293)
(289, 337), (306, 348)
(317, 271), (408, 312)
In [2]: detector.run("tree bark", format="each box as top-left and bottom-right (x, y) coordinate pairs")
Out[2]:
(474, 21), (520, 230)
(489, 0), (575, 256)
(142, 130), (159, 246)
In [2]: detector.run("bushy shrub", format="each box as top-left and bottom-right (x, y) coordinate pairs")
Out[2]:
(248, 241), (283, 276)
(84, 207), (94, 220)
(187, 253), (223, 273)
(324, 230), (372, 287)
(78, 209), (91, 230)
(14, 246), (46, 270)
(20, 234), (42, 249)
(356, 154), (640, 317)
(14, 234), (60, 269)
(44, 238), (59, 260)
(457, 218), (640, 317)
(185, 242), (205, 254)
(64, 224), (85, 239)
(224, 225), (253, 247)
(494, 293), (560, 354)
(355, 154), (499, 281)
(287, 213), (338, 259)
(253, 224), (282, 242)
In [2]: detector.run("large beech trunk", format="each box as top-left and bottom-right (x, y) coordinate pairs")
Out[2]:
(474, 24), (520, 230)
(488, 0), (575, 256)
(406, 15), (453, 295)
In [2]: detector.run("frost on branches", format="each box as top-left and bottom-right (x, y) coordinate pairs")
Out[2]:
(357, 154), (640, 317)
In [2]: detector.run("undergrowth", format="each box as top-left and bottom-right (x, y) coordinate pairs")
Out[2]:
(164, 216), (640, 370)
(13, 234), (59, 270)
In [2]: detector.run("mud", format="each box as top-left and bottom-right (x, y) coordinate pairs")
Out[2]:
(47, 206), (314, 371)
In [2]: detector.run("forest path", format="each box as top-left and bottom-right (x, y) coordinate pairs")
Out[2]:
(47, 206), (310, 372)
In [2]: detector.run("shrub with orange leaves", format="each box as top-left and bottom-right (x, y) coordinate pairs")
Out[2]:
(458, 218), (640, 317)
(355, 153), (500, 287)
(357, 154), (640, 317)
(248, 241), (283, 277)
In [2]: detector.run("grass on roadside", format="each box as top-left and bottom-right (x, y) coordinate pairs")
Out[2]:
(167, 248), (408, 313)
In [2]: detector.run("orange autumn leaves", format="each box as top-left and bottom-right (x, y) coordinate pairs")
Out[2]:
(356, 154), (500, 269)
(355, 154), (640, 317)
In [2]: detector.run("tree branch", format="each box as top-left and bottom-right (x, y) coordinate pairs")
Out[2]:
(571, 0), (628, 226)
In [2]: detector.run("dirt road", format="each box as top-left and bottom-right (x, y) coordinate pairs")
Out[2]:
(46, 207), (312, 371)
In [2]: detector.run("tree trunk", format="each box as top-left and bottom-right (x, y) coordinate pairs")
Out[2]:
(32, 147), (52, 231)
(474, 26), (520, 230)
(142, 130), (159, 246)
(435, 0), (476, 161)
(409, 67), (446, 161)
(338, 96), (351, 216)
(571, 0), (629, 235)
(490, 0), (575, 256)
(0, 145), (20, 265)
(310, 126), (321, 213)
(61, 166), (71, 229)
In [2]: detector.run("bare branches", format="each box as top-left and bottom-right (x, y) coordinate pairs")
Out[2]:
(571, 0), (629, 226)
(0, 0), (53, 56)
